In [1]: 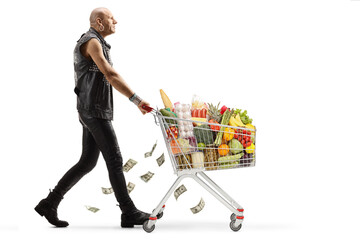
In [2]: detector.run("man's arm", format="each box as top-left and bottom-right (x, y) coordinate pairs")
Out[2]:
(83, 38), (149, 114)
(84, 38), (134, 98)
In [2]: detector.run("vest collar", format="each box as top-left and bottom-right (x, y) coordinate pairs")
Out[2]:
(89, 27), (111, 49)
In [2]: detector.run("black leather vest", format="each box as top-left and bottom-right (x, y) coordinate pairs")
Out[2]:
(74, 27), (114, 120)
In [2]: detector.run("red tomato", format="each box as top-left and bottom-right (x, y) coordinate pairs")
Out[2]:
(241, 139), (246, 145)
(234, 133), (239, 139)
(209, 119), (220, 131)
(246, 142), (251, 147)
(246, 136), (251, 142)
(247, 130), (251, 135)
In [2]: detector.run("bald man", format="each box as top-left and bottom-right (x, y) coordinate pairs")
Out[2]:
(35, 7), (153, 228)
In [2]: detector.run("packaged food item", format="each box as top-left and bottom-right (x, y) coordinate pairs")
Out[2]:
(191, 151), (205, 168)
(170, 139), (181, 154)
(191, 95), (207, 110)
(185, 136), (198, 152)
(166, 126), (178, 139)
(174, 103), (197, 148)
(191, 95), (208, 120)
(203, 144), (219, 170)
(175, 154), (192, 170)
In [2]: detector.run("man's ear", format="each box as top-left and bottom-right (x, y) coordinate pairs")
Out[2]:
(96, 17), (102, 26)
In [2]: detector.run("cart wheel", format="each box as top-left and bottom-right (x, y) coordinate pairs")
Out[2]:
(143, 220), (155, 233)
(229, 220), (242, 232)
(153, 209), (164, 219)
(230, 213), (236, 221)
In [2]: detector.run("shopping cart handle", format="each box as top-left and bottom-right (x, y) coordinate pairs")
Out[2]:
(142, 105), (154, 113)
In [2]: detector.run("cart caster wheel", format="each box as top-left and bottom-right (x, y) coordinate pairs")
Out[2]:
(153, 209), (164, 219)
(229, 220), (242, 232)
(143, 220), (155, 233)
(230, 213), (236, 221)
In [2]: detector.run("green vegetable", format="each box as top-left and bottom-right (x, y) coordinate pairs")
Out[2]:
(219, 161), (239, 169)
(165, 108), (178, 117)
(214, 109), (234, 146)
(193, 124), (214, 145)
(160, 108), (177, 125)
(233, 109), (253, 125)
(228, 139), (243, 154)
(197, 142), (206, 150)
(218, 153), (244, 164)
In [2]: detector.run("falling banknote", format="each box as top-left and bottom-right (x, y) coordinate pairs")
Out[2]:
(123, 159), (138, 172)
(145, 140), (157, 158)
(174, 184), (187, 200)
(190, 198), (205, 214)
(156, 153), (165, 167)
(127, 182), (135, 194)
(101, 187), (113, 194)
(85, 205), (100, 213)
(140, 171), (154, 183)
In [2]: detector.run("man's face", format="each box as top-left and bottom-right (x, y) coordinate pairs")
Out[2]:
(102, 10), (117, 35)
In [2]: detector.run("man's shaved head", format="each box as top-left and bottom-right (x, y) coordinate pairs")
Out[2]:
(90, 7), (108, 26)
(88, 7), (117, 37)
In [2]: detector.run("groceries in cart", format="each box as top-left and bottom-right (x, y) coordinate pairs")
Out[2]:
(158, 90), (256, 172)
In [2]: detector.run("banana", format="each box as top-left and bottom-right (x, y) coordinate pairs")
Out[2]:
(235, 114), (245, 127)
(229, 116), (238, 127)
(229, 115), (245, 127)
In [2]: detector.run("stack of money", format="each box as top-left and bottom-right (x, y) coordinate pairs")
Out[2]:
(123, 159), (137, 172)
(190, 198), (205, 214)
(145, 141), (157, 158)
(101, 187), (113, 195)
(140, 171), (154, 183)
(156, 153), (165, 167)
(127, 182), (135, 194)
(85, 205), (100, 213)
(174, 184), (187, 200)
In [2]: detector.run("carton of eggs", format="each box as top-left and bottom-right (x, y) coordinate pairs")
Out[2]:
(174, 103), (194, 138)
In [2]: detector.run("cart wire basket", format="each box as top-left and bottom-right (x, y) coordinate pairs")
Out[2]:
(141, 105), (256, 233)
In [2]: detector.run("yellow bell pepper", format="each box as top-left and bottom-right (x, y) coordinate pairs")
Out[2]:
(223, 127), (235, 141)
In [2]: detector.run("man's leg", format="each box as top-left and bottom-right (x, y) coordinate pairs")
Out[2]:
(78, 113), (151, 227)
(35, 124), (100, 227)
(53, 126), (100, 197)
(78, 113), (134, 210)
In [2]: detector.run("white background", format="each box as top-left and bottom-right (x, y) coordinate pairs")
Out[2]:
(1, 0), (360, 239)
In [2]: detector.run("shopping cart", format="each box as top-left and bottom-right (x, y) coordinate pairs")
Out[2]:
(141, 105), (256, 233)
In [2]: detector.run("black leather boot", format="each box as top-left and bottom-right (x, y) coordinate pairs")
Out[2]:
(121, 209), (150, 228)
(34, 190), (69, 227)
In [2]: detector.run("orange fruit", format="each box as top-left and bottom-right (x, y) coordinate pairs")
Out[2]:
(218, 144), (230, 156)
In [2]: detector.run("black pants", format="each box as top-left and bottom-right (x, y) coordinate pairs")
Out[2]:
(53, 112), (135, 213)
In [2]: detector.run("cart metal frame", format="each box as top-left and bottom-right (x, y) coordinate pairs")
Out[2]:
(141, 106), (255, 232)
